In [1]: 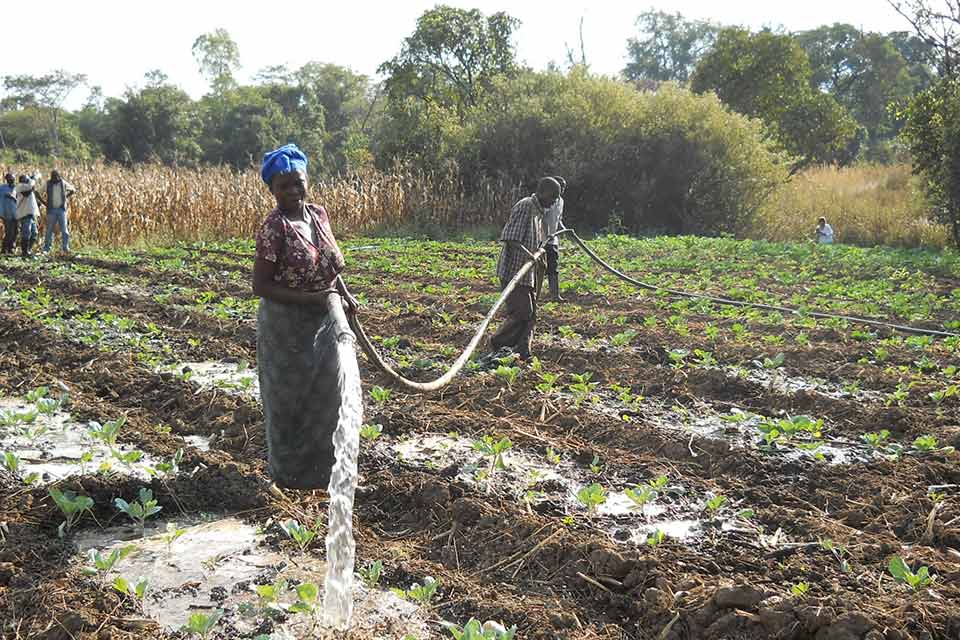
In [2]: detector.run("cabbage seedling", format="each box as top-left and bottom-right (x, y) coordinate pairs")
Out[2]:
(289, 582), (320, 614)
(647, 529), (666, 546)
(162, 522), (187, 553)
(545, 447), (561, 465)
(568, 372), (597, 406)
(472, 435), (512, 481)
(88, 417), (126, 446)
(705, 495), (727, 513)
(862, 430), (891, 448)
(84, 545), (137, 579)
(576, 483), (607, 513)
(444, 618), (517, 640)
(49, 488), (95, 538)
(791, 582), (809, 597)
(36, 397), (62, 416)
(360, 559), (383, 588)
(888, 556), (934, 590)
(624, 484), (658, 508)
(115, 487), (162, 536)
(396, 576), (438, 605)
(610, 329), (637, 347)
(25, 387), (48, 403)
(370, 385), (392, 406)
(280, 518), (319, 552)
(182, 609), (223, 639)
(2, 451), (21, 474)
(254, 578), (288, 609)
(535, 372), (560, 395)
(360, 423), (383, 440)
(113, 575), (148, 601)
(494, 365), (520, 389)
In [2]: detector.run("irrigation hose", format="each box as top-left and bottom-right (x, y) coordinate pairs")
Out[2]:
(348, 228), (959, 393)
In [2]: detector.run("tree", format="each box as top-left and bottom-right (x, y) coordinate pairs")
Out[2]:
(899, 77), (960, 245)
(691, 28), (860, 171)
(2, 70), (86, 157)
(887, 0), (960, 76)
(192, 29), (241, 94)
(379, 5), (519, 118)
(623, 10), (720, 83)
(104, 73), (201, 165)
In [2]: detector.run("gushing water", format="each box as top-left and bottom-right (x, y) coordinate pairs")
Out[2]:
(322, 336), (364, 629)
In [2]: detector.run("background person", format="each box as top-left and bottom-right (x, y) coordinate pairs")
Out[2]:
(490, 176), (560, 360)
(252, 143), (358, 489)
(542, 175), (566, 302)
(15, 173), (41, 258)
(815, 216), (834, 244)
(43, 169), (75, 254)
(0, 173), (17, 254)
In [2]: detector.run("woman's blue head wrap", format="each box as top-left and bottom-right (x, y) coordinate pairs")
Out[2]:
(261, 144), (308, 185)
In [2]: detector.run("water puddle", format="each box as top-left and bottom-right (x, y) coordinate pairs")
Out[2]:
(725, 364), (884, 402)
(74, 516), (428, 638)
(387, 433), (573, 497)
(159, 361), (260, 398)
(0, 398), (163, 485)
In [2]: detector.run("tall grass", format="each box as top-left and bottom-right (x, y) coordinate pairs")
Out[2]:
(756, 164), (950, 249)
(2, 162), (523, 248)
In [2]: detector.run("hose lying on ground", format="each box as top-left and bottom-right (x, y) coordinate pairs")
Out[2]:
(348, 228), (959, 393)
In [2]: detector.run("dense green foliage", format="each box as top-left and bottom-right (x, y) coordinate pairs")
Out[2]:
(691, 28), (860, 172)
(899, 77), (960, 245)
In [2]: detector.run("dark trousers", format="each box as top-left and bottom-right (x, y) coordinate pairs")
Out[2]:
(2, 217), (17, 253)
(491, 276), (540, 357)
(19, 216), (37, 256)
(545, 244), (559, 276)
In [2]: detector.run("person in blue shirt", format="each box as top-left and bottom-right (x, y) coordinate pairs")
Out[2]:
(0, 173), (17, 254)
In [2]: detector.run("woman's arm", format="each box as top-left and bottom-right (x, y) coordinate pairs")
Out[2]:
(252, 257), (331, 306)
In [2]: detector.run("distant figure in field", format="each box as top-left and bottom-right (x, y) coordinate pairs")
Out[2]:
(0, 173), (17, 254)
(542, 175), (566, 302)
(15, 173), (41, 258)
(490, 176), (561, 360)
(43, 170), (75, 254)
(815, 217), (834, 244)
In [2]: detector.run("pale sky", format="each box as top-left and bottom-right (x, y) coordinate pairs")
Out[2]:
(8, 1), (912, 108)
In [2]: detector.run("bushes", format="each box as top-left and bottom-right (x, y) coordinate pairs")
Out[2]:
(456, 70), (787, 235)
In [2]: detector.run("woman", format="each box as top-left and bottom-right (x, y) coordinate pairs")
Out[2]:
(253, 143), (358, 489)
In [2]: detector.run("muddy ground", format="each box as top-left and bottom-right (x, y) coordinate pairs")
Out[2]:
(0, 243), (958, 640)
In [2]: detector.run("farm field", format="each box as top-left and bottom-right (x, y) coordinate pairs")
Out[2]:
(1, 235), (959, 640)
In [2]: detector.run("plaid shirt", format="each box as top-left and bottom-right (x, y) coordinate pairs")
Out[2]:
(496, 195), (546, 287)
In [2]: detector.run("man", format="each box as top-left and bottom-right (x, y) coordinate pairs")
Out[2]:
(490, 177), (560, 360)
(814, 216), (834, 244)
(542, 175), (566, 301)
(15, 174), (41, 258)
(43, 169), (75, 254)
(0, 173), (17, 254)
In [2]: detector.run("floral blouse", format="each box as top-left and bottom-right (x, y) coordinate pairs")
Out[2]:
(255, 204), (345, 291)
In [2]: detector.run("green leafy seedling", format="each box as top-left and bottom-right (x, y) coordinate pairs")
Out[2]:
(113, 575), (149, 600)
(49, 488), (95, 538)
(370, 385), (392, 406)
(88, 417), (126, 446)
(705, 495), (727, 513)
(545, 446), (561, 465)
(494, 365), (520, 389)
(406, 576), (439, 605)
(161, 522), (187, 553)
(472, 435), (512, 480)
(84, 545), (137, 578)
(255, 578), (288, 608)
(360, 423), (383, 440)
(589, 454), (602, 474)
(888, 556), (934, 590)
(624, 484), (658, 508)
(25, 387), (48, 403)
(360, 559), (383, 589)
(862, 430), (891, 448)
(114, 487), (162, 535)
(647, 529), (666, 546)
(182, 609), (224, 639)
(281, 518), (319, 552)
(445, 618), (517, 640)
(791, 582), (809, 597)
(577, 483), (607, 513)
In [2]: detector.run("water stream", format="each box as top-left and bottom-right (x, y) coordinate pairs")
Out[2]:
(322, 336), (364, 629)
